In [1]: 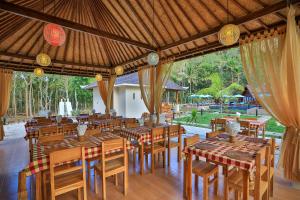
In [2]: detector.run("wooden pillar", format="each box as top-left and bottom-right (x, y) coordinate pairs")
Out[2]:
(176, 91), (179, 104)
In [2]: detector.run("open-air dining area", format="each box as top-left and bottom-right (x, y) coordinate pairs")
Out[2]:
(1, 0), (300, 200)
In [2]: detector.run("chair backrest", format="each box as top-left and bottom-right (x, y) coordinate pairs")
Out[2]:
(144, 120), (153, 127)
(151, 127), (166, 144)
(206, 131), (221, 139)
(85, 127), (101, 136)
(62, 123), (78, 135)
(168, 124), (181, 138)
(239, 120), (251, 135)
(269, 138), (276, 168)
(184, 135), (200, 147)
(37, 118), (52, 126)
(125, 121), (139, 128)
(111, 118), (123, 129)
(254, 145), (270, 199)
(49, 147), (86, 197)
(39, 126), (63, 143)
(101, 138), (127, 171)
(214, 118), (227, 131)
(60, 117), (72, 124)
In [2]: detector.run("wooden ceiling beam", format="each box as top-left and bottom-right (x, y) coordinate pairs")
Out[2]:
(0, 61), (110, 76)
(0, 1), (155, 51)
(0, 51), (111, 69)
(160, 0), (299, 51)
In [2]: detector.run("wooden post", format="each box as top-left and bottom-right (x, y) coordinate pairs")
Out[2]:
(176, 91), (179, 105)
(18, 171), (28, 200)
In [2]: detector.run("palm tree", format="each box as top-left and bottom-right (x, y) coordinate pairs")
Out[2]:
(184, 63), (197, 95)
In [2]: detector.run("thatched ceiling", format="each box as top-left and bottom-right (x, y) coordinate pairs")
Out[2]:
(0, 0), (299, 77)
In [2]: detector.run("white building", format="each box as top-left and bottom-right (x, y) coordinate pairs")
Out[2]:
(83, 72), (186, 118)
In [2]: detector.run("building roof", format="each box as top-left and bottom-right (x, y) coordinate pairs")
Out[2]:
(82, 72), (187, 91)
(0, 1), (297, 77)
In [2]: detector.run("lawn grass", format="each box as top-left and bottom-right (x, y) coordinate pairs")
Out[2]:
(174, 112), (285, 134)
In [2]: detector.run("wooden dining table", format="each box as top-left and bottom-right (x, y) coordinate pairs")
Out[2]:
(183, 133), (269, 200)
(18, 132), (132, 200)
(116, 124), (185, 175)
(212, 117), (267, 138)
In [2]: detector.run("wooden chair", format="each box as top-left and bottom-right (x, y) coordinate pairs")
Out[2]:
(226, 146), (270, 200)
(84, 127), (102, 185)
(62, 123), (78, 136)
(144, 127), (166, 174)
(206, 131), (222, 139)
(184, 135), (219, 200)
(125, 120), (139, 128)
(60, 117), (72, 124)
(39, 126), (61, 142)
(166, 124), (182, 166)
(49, 147), (87, 200)
(111, 118), (123, 130)
(212, 118), (227, 132)
(94, 138), (128, 199)
(37, 118), (53, 126)
(239, 120), (256, 137)
(144, 120), (153, 127)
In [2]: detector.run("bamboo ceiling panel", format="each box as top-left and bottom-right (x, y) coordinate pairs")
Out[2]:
(0, 0), (299, 77)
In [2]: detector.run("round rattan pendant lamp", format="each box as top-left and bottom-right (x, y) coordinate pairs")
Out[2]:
(218, 0), (240, 46)
(95, 74), (103, 81)
(44, 23), (66, 46)
(34, 67), (45, 77)
(147, 0), (159, 66)
(115, 66), (124, 76)
(44, 0), (65, 46)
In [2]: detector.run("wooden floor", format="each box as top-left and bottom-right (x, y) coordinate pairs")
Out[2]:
(1, 136), (300, 199)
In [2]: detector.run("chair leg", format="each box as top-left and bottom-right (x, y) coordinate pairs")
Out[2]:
(203, 176), (208, 200)
(168, 144), (171, 166)
(178, 144), (181, 162)
(102, 175), (106, 200)
(151, 153), (155, 174)
(42, 172), (47, 200)
(133, 149), (136, 167)
(114, 174), (118, 186)
(124, 171), (128, 196)
(194, 175), (198, 189)
(94, 170), (98, 194)
(234, 190), (240, 200)
(158, 152), (161, 163)
(214, 172), (218, 195)
(77, 188), (82, 200)
(270, 176), (274, 197)
(163, 151), (166, 168)
(87, 161), (90, 186)
(82, 185), (87, 200)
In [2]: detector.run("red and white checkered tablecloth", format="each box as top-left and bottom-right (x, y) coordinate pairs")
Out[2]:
(184, 134), (269, 172)
(23, 133), (132, 176)
(116, 125), (186, 145)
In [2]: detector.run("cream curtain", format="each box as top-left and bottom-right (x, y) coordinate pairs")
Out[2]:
(138, 61), (173, 123)
(240, 6), (300, 181)
(97, 75), (116, 114)
(0, 69), (13, 141)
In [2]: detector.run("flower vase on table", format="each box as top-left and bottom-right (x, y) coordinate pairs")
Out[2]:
(77, 124), (87, 142)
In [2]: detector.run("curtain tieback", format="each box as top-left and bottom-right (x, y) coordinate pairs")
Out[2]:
(284, 126), (300, 143)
